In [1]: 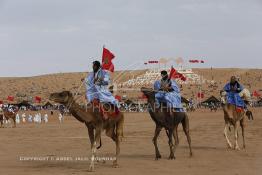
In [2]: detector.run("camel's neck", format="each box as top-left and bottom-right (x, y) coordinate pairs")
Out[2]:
(66, 100), (95, 123)
(147, 97), (156, 112)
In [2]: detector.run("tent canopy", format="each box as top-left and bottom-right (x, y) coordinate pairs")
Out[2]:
(202, 96), (220, 104)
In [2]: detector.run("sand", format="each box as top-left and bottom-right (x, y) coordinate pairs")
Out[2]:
(0, 108), (261, 175)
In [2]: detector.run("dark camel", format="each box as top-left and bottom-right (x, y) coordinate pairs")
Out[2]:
(49, 91), (124, 171)
(141, 87), (192, 160)
(0, 114), (3, 128)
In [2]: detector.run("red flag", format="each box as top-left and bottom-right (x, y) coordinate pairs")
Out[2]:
(115, 95), (121, 101)
(253, 91), (260, 97)
(197, 93), (204, 98)
(7, 96), (14, 101)
(102, 47), (115, 72)
(35, 96), (42, 103)
(169, 67), (187, 81)
(169, 66), (176, 79)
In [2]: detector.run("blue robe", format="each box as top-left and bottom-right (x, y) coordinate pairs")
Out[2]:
(154, 79), (182, 108)
(223, 83), (244, 107)
(85, 68), (119, 106)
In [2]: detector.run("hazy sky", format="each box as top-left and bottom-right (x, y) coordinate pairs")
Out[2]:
(0, 0), (262, 77)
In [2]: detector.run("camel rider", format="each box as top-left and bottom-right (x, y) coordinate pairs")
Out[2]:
(154, 70), (183, 111)
(85, 61), (119, 117)
(223, 76), (245, 108)
(8, 105), (15, 113)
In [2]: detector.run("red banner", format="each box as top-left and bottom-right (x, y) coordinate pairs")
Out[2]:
(253, 91), (261, 97)
(189, 59), (205, 63)
(35, 96), (42, 103)
(102, 47), (115, 72)
(197, 93), (204, 98)
(169, 67), (187, 81)
(148, 60), (159, 64)
(115, 95), (122, 101)
(7, 96), (14, 101)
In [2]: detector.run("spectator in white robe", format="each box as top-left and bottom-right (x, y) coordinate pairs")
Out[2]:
(16, 113), (20, 124)
(44, 114), (48, 123)
(58, 113), (63, 123)
(22, 113), (26, 123)
(38, 113), (42, 124)
(28, 114), (33, 123)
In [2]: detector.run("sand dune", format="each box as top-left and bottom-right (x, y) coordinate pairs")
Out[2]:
(0, 68), (261, 104)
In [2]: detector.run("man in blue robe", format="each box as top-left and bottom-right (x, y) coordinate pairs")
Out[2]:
(85, 61), (119, 107)
(154, 70), (183, 110)
(223, 76), (245, 108)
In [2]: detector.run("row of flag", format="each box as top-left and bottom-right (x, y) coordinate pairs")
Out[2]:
(189, 60), (205, 63)
(1, 96), (42, 103)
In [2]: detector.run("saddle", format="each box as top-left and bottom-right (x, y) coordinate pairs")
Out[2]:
(92, 99), (120, 120)
(236, 106), (244, 113)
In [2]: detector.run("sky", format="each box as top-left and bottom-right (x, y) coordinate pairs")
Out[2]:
(0, 0), (262, 77)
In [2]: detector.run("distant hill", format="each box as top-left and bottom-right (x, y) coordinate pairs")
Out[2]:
(0, 68), (261, 104)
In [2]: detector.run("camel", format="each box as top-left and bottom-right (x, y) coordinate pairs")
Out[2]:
(141, 87), (192, 160)
(49, 91), (124, 172)
(0, 109), (17, 128)
(220, 89), (251, 150)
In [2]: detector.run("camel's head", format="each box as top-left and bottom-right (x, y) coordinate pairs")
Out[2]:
(49, 91), (73, 104)
(141, 87), (155, 101)
(220, 90), (227, 105)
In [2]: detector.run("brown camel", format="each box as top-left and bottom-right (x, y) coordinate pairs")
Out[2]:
(0, 114), (3, 128)
(141, 87), (192, 160)
(1, 109), (17, 128)
(220, 90), (249, 150)
(49, 91), (124, 172)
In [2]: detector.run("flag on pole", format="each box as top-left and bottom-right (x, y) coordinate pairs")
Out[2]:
(35, 96), (42, 103)
(169, 66), (176, 79)
(7, 96), (14, 101)
(102, 47), (115, 72)
(169, 66), (187, 81)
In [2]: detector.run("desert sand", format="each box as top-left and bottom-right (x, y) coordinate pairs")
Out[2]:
(0, 108), (261, 175)
(0, 68), (262, 174)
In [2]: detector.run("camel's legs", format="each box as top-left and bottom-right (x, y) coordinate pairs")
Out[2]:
(13, 117), (16, 128)
(106, 125), (119, 168)
(86, 124), (95, 148)
(167, 129), (175, 160)
(173, 125), (179, 146)
(182, 116), (193, 157)
(153, 126), (162, 160)
(114, 123), (121, 168)
(240, 118), (246, 149)
(89, 127), (102, 172)
(224, 123), (233, 149)
(234, 123), (240, 150)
